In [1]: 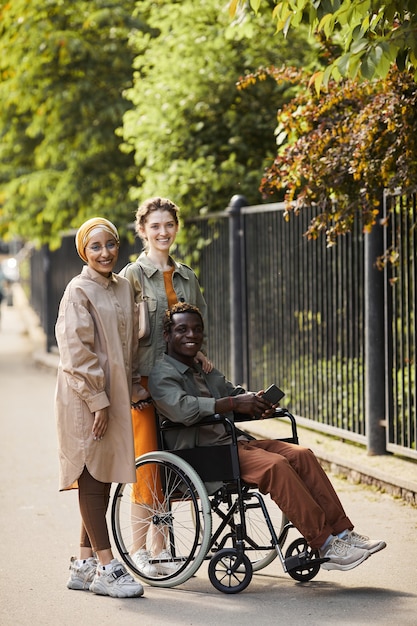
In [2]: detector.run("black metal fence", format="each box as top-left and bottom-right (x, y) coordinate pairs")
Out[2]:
(185, 199), (366, 444)
(26, 191), (417, 459)
(384, 190), (417, 459)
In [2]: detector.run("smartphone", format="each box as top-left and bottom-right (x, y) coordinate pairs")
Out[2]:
(261, 384), (285, 405)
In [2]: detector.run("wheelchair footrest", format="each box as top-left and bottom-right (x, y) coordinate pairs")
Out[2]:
(285, 552), (329, 573)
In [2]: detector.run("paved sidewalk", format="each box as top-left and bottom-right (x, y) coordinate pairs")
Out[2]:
(10, 282), (417, 508)
(2, 283), (417, 626)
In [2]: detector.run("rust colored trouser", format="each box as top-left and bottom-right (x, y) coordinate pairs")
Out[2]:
(237, 439), (353, 549)
(78, 467), (111, 552)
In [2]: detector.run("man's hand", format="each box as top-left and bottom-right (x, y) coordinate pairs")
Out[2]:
(217, 391), (277, 419)
(236, 391), (277, 419)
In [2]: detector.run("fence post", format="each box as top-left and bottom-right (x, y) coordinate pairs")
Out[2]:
(42, 245), (55, 353)
(227, 194), (248, 386)
(364, 196), (386, 455)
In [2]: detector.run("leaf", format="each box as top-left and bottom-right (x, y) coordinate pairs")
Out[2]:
(374, 45), (392, 78)
(337, 52), (352, 76)
(350, 37), (369, 55)
(322, 63), (334, 88)
(309, 70), (324, 95)
(229, 0), (239, 18)
(250, 0), (262, 13)
(360, 52), (377, 79)
(275, 129), (288, 146)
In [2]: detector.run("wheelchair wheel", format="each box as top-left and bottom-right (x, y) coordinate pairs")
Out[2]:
(208, 548), (253, 594)
(111, 451), (212, 588)
(285, 537), (321, 582)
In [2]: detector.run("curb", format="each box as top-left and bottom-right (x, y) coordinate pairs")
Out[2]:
(247, 420), (417, 508)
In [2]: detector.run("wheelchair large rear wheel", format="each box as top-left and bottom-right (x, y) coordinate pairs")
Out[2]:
(111, 451), (212, 588)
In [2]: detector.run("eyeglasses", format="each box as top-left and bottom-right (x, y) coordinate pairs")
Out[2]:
(87, 241), (119, 253)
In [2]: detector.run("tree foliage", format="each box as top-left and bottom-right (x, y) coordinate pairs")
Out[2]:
(239, 65), (417, 247)
(121, 0), (318, 218)
(231, 0), (417, 86)
(0, 0), (144, 248)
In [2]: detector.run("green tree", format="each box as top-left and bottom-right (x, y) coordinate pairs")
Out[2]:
(244, 66), (417, 250)
(0, 0), (145, 248)
(231, 0), (417, 86)
(121, 0), (318, 217)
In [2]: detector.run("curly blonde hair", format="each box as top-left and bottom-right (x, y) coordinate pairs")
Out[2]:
(135, 197), (180, 246)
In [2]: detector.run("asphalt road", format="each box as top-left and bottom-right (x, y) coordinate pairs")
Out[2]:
(1, 299), (416, 626)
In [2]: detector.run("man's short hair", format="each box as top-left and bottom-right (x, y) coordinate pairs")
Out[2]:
(163, 302), (204, 334)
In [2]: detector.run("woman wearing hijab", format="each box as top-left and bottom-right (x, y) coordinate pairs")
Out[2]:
(55, 217), (144, 598)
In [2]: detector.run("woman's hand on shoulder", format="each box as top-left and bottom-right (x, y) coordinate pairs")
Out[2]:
(132, 382), (149, 403)
(196, 351), (213, 373)
(131, 384), (152, 410)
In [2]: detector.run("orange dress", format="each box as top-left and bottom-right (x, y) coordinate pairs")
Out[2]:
(132, 268), (177, 503)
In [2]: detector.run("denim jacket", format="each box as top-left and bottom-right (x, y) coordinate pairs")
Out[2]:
(119, 252), (207, 376)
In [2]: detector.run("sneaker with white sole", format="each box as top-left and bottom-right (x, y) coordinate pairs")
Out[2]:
(90, 559), (144, 598)
(132, 549), (158, 577)
(154, 550), (181, 576)
(67, 556), (97, 590)
(319, 537), (370, 571)
(342, 530), (386, 555)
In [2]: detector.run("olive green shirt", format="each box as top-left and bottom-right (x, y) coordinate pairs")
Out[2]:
(148, 354), (246, 450)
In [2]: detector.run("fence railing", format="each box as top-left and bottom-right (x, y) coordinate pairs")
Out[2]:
(384, 190), (417, 459)
(185, 198), (367, 445)
(184, 193), (417, 460)
(27, 191), (417, 459)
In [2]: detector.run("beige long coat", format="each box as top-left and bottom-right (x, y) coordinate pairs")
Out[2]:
(55, 265), (139, 490)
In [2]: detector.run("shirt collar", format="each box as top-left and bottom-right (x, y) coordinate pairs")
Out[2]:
(138, 252), (189, 279)
(163, 353), (198, 374)
(82, 264), (117, 288)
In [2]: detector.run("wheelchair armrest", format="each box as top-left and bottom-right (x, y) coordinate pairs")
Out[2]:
(233, 407), (289, 421)
(234, 407), (299, 444)
(160, 413), (238, 443)
(159, 408), (298, 446)
(160, 413), (224, 430)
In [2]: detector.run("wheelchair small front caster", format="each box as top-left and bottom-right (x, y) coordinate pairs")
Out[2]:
(285, 537), (321, 582)
(208, 548), (253, 593)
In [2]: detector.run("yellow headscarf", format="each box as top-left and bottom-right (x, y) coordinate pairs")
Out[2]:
(75, 217), (119, 262)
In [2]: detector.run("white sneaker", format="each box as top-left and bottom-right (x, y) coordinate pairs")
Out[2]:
(341, 530), (386, 555)
(154, 550), (181, 576)
(67, 556), (97, 590)
(90, 559), (144, 598)
(320, 537), (370, 571)
(132, 549), (158, 577)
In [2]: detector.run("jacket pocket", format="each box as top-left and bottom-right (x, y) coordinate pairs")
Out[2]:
(138, 297), (157, 347)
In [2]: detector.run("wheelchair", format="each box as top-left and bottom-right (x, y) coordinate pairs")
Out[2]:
(111, 407), (328, 594)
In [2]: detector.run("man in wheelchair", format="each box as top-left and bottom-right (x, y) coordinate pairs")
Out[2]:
(148, 302), (386, 573)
